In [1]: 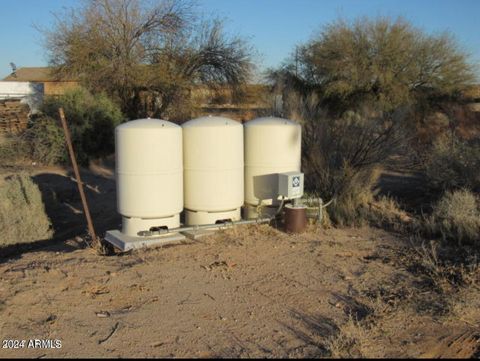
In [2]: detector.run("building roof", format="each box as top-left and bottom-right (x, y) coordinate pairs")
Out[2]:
(2, 67), (77, 82)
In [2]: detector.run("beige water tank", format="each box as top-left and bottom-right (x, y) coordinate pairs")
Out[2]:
(244, 117), (301, 218)
(116, 118), (183, 236)
(183, 116), (243, 225)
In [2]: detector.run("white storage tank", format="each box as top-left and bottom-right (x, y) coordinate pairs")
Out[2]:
(244, 117), (301, 218)
(116, 118), (183, 236)
(183, 116), (243, 225)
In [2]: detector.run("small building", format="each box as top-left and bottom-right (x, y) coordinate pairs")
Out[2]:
(191, 84), (271, 122)
(0, 66), (79, 134)
(3, 67), (79, 96)
(0, 82), (44, 134)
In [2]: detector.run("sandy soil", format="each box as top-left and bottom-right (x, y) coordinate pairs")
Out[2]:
(1, 164), (479, 358)
(1, 223), (477, 358)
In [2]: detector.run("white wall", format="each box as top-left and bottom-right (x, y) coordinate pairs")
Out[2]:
(0, 81), (44, 113)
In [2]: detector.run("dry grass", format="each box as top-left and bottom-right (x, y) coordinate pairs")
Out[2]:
(323, 166), (380, 227)
(425, 134), (480, 192)
(324, 315), (368, 358)
(424, 189), (480, 245)
(324, 238), (480, 358)
(448, 284), (480, 328)
(282, 92), (407, 227)
(367, 195), (413, 231)
(0, 173), (53, 247)
(323, 294), (396, 359)
(322, 192), (413, 232)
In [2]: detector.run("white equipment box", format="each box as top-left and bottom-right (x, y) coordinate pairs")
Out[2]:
(278, 172), (304, 199)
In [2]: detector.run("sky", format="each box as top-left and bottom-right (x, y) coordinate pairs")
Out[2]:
(0, 0), (479, 80)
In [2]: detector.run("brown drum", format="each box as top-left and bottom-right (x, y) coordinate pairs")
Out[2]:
(284, 204), (307, 233)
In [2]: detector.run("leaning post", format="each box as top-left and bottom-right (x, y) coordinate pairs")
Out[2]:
(58, 107), (98, 247)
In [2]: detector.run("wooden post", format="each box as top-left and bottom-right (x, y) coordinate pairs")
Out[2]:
(58, 107), (98, 245)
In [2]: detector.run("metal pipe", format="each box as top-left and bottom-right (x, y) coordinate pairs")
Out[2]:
(318, 197), (323, 223)
(302, 196), (335, 223)
(137, 217), (272, 237)
(59, 107), (98, 245)
(275, 196), (286, 216)
(137, 193), (288, 237)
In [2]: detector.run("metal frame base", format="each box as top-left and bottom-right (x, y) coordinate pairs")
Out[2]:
(105, 230), (186, 252)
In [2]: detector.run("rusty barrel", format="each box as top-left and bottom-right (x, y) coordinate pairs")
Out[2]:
(284, 204), (307, 233)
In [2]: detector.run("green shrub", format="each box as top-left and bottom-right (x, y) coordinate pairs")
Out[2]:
(425, 189), (480, 245)
(0, 174), (53, 247)
(425, 134), (480, 192)
(42, 87), (124, 165)
(21, 116), (66, 165)
(0, 134), (30, 165)
(0, 117), (67, 166)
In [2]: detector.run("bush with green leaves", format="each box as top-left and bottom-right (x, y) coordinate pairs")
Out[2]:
(0, 118), (65, 166)
(269, 16), (475, 115)
(0, 173), (53, 247)
(424, 134), (480, 193)
(42, 87), (124, 165)
(424, 189), (480, 245)
(21, 116), (67, 165)
(0, 134), (29, 165)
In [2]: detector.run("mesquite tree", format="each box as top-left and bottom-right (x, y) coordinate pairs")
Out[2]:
(43, 0), (253, 118)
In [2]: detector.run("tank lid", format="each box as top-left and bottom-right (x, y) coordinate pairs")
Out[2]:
(244, 116), (298, 127)
(117, 118), (179, 130)
(182, 116), (241, 128)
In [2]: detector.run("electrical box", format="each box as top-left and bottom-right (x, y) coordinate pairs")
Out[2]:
(278, 172), (304, 199)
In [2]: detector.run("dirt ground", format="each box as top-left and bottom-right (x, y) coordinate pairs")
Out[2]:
(1, 164), (479, 358)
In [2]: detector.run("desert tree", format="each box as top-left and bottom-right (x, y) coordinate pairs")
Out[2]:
(141, 18), (253, 117)
(43, 0), (253, 118)
(270, 17), (476, 115)
(268, 17), (476, 223)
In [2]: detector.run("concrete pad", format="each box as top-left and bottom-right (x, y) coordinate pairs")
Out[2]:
(105, 230), (186, 252)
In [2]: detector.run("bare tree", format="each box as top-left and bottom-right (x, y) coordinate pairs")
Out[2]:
(143, 18), (253, 117)
(43, 0), (253, 118)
